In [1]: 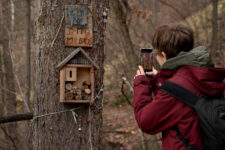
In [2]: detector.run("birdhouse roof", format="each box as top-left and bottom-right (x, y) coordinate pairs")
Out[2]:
(57, 47), (99, 69)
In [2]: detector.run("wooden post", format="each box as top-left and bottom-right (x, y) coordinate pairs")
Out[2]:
(60, 68), (66, 102)
(91, 67), (94, 103)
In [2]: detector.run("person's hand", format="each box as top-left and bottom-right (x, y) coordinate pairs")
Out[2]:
(134, 66), (146, 79)
(134, 66), (158, 79)
(146, 67), (158, 76)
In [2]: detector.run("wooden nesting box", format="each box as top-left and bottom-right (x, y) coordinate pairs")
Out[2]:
(57, 47), (99, 103)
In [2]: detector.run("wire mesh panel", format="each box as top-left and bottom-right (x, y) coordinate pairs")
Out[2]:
(68, 52), (92, 65)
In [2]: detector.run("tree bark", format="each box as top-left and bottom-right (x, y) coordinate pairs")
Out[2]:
(33, 0), (108, 149)
(2, 0), (18, 149)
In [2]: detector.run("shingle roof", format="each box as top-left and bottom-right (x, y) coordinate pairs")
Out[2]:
(56, 47), (99, 69)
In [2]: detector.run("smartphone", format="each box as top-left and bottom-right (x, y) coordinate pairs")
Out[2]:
(140, 48), (153, 73)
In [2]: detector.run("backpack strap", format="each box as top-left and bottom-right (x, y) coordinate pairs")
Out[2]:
(173, 125), (198, 150)
(160, 81), (200, 108)
(161, 81), (200, 150)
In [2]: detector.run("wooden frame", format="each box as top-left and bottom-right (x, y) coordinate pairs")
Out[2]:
(60, 68), (66, 102)
(57, 47), (99, 104)
(59, 65), (94, 103)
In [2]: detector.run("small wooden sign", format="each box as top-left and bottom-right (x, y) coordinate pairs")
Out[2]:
(65, 5), (93, 47)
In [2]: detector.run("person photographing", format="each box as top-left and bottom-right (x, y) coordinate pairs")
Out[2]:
(133, 23), (225, 150)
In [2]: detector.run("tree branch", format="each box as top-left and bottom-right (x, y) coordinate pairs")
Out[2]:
(0, 126), (17, 149)
(0, 112), (33, 124)
(120, 76), (133, 106)
(158, 0), (192, 28)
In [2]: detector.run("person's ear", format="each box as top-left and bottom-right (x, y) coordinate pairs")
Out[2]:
(161, 51), (167, 60)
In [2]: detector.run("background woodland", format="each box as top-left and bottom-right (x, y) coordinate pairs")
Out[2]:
(0, 0), (224, 150)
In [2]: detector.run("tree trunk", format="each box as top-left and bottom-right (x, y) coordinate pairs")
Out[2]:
(25, 0), (31, 149)
(33, 0), (108, 149)
(0, 1), (5, 116)
(2, 0), (18, 149)
(10, 0), (14, 32)
(211, 0), (218, 53)
(211, 0), (223, 67)
(112, 0), (139, 82)
(0, 44), (4, 116)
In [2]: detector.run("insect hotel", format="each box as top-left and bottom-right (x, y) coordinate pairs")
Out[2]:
(57, 47), (99, 103)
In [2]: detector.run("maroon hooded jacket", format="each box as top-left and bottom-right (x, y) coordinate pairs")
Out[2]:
(133, 66), (225, 150)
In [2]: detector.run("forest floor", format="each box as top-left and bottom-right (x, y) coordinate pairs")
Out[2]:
(102, 104), (143, 150)
(102, 104), (162, 150)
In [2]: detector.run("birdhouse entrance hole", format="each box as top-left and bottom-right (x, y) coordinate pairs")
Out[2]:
(70, 71), (72, 77)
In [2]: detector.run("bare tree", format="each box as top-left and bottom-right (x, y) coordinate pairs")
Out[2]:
(10, 0), (14, 32)
(210, 0), (223, 67)
(111, 0), (139, 82)
(24, 0), (31, 149)
(0, 0), (5, 115)
(0, 45), (4, 115)
(211, 0), (218, 52)
(2, 0), (18, 149)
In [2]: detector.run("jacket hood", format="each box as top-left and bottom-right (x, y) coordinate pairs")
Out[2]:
(161, 46), (214, 70)
(180, 66), (225, 96)
(160, 46), (224, 96)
